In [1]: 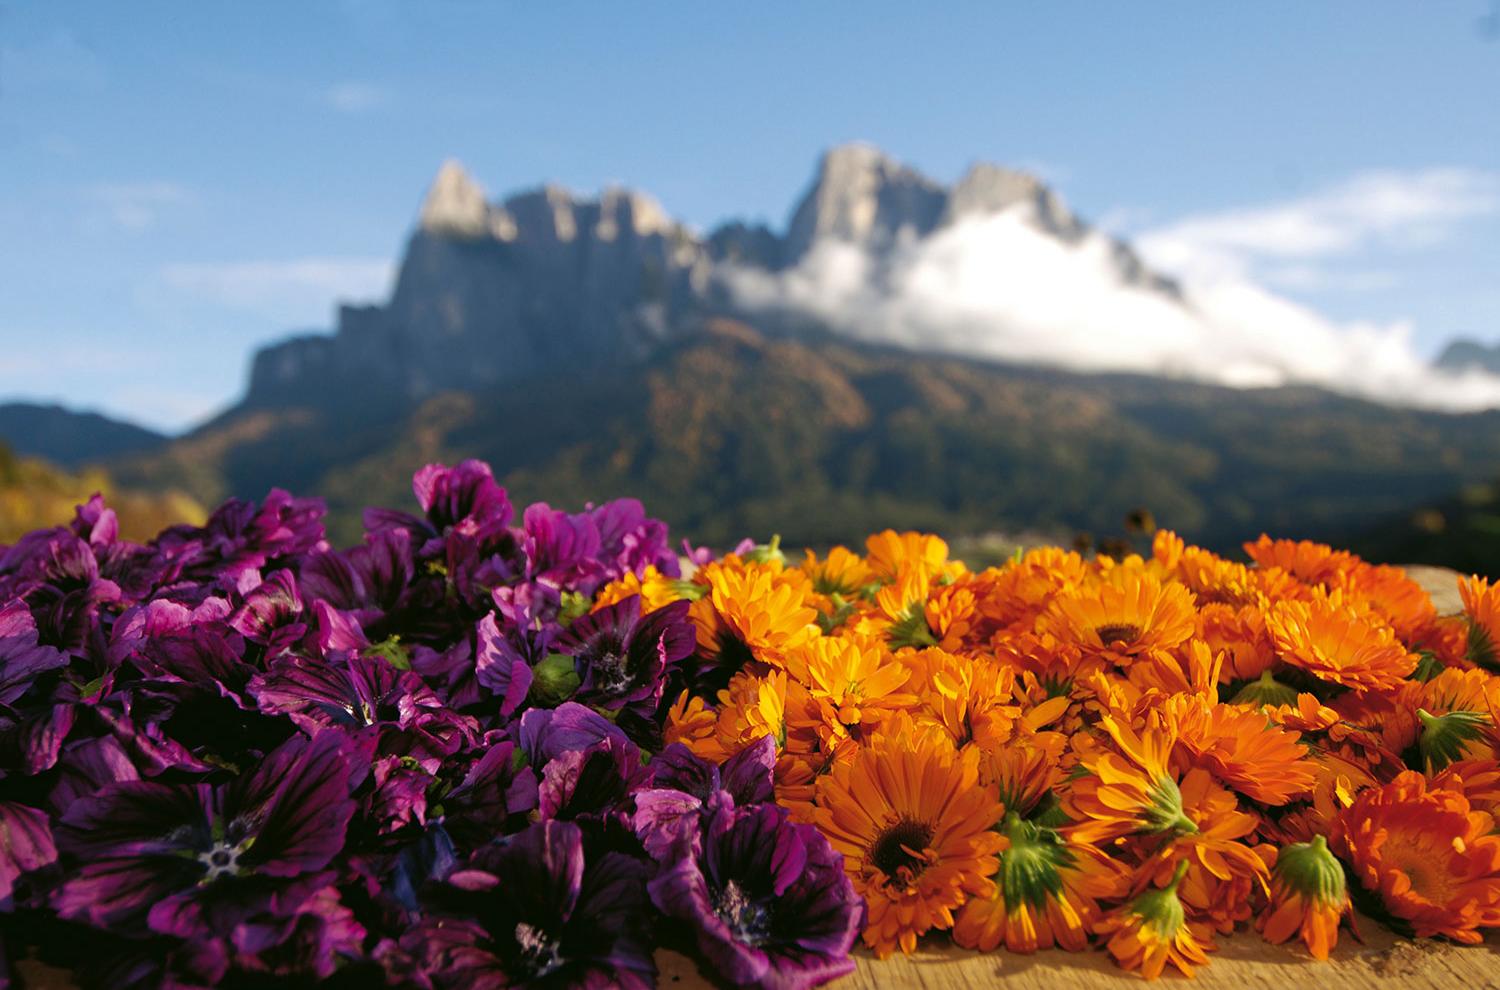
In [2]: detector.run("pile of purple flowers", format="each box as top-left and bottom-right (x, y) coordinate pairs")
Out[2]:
(0, 461), (863, 989)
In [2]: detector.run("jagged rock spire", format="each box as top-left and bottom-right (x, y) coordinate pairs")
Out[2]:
(419, 159), (490, 237)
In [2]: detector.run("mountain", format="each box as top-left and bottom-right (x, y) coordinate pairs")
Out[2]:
(239, 145), (1183, 409)
(112, 319), (1500, 554)
(0, 402), (168, 468)
(1435, 338), (1500, 375)
(55, 145), (1500, 567)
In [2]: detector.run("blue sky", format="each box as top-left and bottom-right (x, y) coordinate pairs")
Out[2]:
(2, 1), (1498, 432)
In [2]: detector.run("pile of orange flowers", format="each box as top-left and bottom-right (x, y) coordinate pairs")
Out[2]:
(596, 530), (1500, 978)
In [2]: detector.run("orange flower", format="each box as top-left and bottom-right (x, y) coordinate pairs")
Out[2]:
(954, 814), (1128, 953)
(1258, 836), (1350, 960)
(864, 529), (954, 584)
(1037, 567), (1197, 665)
(1171, 697), (1318, 806)
(1244, 535), (1360, 587)
(662, 689), (723, 760)
(1065, 717), (1198, 844)
(1460, 574), (1500, 669)
(1095, 862), (1214, 979)
(813, 715), (1005, 957)
(977, 547), (1089, 634)
(800, 545), (875, 598)
(784, 634), (915, 739)
(1332, 771), (1500, 942)
(1197, 602), (1276, 682)
(1335, 562), (1437, 645)
(690, 562), (819, 671)
(1431, 758), (1500, 817)
(1265, 590), (1416, 694)
(590, 564), (688, 613)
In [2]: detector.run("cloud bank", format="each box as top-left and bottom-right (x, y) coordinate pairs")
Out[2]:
(724, 169), (1500, 410)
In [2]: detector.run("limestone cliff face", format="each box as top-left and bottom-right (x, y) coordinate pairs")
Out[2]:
(243, 145), (1182, 405)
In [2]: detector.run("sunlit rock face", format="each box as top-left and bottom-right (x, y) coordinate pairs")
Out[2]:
(242, 146), (1181, 407)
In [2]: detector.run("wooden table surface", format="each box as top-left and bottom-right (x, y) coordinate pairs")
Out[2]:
(656, 566), (1500, 989)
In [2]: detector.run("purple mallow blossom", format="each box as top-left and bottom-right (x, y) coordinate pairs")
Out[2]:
(395, 820), (656, 989)
(0, 460), (864, 986)
(554, 594), (695, 717)
(649, 803), (863, 990)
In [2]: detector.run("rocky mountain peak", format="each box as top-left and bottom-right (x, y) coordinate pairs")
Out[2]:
(418, 159), (490, 238)
(784, 142), (947, 262)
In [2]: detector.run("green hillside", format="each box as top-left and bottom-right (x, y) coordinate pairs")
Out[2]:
(108, 320), (1500, 557)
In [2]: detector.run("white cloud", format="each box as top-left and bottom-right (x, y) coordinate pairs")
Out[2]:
(722, 170), (1500, 411)
(1136, 169), (1500, 281)
(86, 181), (195, 231)
(159, 257), (395, 324)
(323, 81), (386, 113)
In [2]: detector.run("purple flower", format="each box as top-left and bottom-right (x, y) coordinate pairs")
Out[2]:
(589, 498), (680, 580)
(70, 492), (119, 547)
(228, 569), (307, 657)
(649, 803), (862, 990)
(299, 528), (416, 633)
(0, 601), (67, 707)
(20, 534), (121, 652)
(440, 735), (539, 849)
(53, 730), (358, 937)
(518, 702), (629, 767)
(521, 504), (605, 593)
(365, 460), (513, 558)
(554, 596), (694, 717)
(155, 489), (326, 584)
(250, 653), (474, 769)
(0, 801), (56, 908)
(633, 737), (776, 861)
(537, 738), (646, 825)
(473, 613), (534, 718)
(399, 820), (655, 989)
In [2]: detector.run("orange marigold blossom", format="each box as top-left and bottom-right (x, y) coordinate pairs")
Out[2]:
(1065, 717), (1199, 844)
(783, 634), (915, 738)
(1459, 574), (1500, 669)
(1244, 535), (1361, 587)
(1332, 771), (1500, 942)
(812, 714), (1005, 957)
(864, 529), (954, 584)
(1169, 695), (1318, 806)
(1095, 861), (1214, 979)
(689, 562), (819, 670)
(1257, 835), (1351, 960)
(1265, 589), (1416, 694)
(953, 814), (1129, 954)
(647, 526), (1497, 974)
(1037, 566), (1197, 665)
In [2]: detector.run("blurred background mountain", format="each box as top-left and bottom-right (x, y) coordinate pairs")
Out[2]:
(4, 150), (1499, 572)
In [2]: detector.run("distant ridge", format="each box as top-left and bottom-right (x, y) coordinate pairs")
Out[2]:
(0, 402), (168, 468)
(1435, 338), (1500, 375)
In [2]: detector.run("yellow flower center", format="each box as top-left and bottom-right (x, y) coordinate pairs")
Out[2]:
(1381, 832), (1461, 904)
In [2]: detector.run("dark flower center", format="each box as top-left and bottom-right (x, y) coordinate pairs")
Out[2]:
(592, 647), (634, 696)
(513, 921), (565, 979)
(871, 818), (935, 882)
(713, 879), (773, 947)
(1095, 623), (1142, 646)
